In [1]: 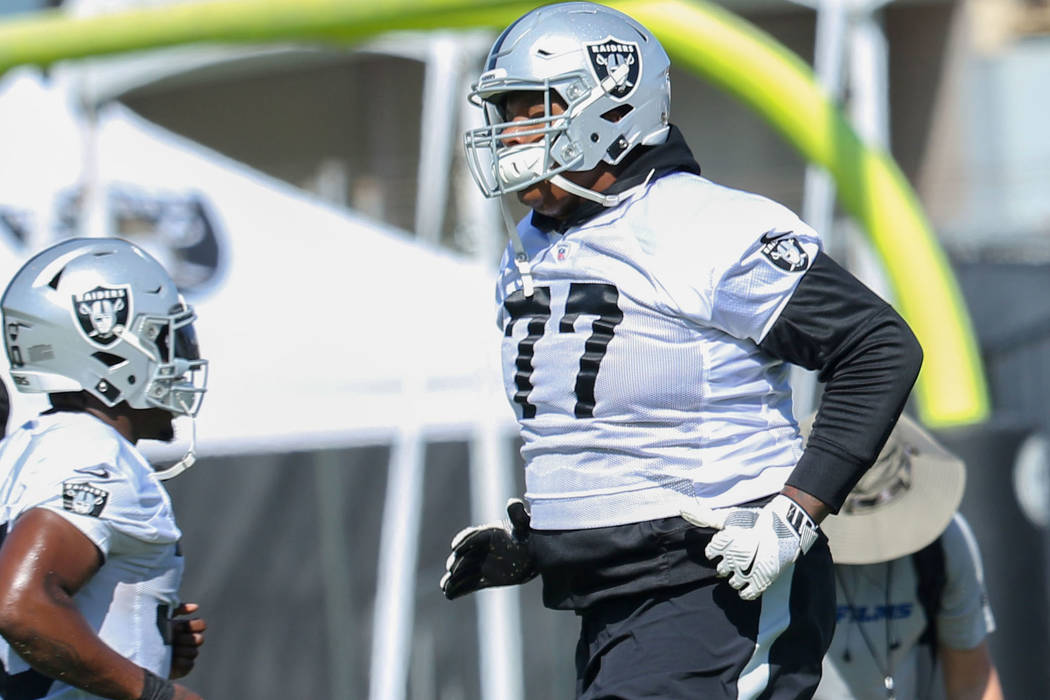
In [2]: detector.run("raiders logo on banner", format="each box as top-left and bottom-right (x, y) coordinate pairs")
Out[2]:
(760, 230), (810, 273)
(72, 285), (132, 347)
(62, 481), (110, 518)
(585, 37), (641, 100)
(52, 185), (225, 296)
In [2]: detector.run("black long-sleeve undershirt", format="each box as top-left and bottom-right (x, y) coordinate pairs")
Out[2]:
(759, 251), (923, 512)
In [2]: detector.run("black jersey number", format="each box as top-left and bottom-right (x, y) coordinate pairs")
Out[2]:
(503, 282), (623, 419)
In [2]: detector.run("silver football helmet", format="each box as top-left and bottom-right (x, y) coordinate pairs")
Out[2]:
(464, 1), (671, 203)
(2, 237), (208, 418)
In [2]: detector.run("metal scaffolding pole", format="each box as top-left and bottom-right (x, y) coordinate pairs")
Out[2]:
(470, 419), (525, 700)
(788, 0), (894, 419)
(789, 0), (850, 418)
(369, 425), (425, 700)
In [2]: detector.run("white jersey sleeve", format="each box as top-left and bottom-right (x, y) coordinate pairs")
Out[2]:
(641, 178), (822, 343)
(5, 415), (180, 557)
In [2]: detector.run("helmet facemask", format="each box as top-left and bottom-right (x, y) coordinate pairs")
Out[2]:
(464, 78), (589, 197)
(126, 301), (208, 417)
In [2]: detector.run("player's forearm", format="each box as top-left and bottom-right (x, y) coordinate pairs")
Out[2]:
(779, 485), (830, 524)
(0, 584), (149, 700)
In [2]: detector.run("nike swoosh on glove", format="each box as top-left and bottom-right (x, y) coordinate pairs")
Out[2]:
(680, 494), (820, 601)
(440, 498), (538, 600)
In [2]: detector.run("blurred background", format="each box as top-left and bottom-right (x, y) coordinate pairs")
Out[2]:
(0, 0), (1048, 698)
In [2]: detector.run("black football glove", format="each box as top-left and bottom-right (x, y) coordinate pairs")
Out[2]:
(440, 498), (538, 600)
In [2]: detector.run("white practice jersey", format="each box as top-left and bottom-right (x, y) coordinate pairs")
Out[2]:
(496, 173), (822, 529)
(0, 412), (182, 700)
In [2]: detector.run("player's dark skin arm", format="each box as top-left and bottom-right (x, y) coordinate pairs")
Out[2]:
(0, 508), (204, 700)
(780, 485), (831, 524)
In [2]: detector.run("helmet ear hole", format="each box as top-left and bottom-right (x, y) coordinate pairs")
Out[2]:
(92, 351), (127, 368)
(600, 105), (633, 123)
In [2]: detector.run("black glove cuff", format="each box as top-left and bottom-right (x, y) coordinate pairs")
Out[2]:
(138, 670), (176, 700)
(506, 498), (532, 540)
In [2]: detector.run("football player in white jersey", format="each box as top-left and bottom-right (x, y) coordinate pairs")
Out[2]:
(0, 238), (208, 700)
(442, 3), (923, 698)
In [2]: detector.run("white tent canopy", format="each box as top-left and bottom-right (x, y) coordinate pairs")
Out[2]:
(0, 69), (513, 455)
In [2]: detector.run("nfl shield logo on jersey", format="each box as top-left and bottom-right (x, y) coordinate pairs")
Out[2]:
(72, 285), (131, 347)
(585, 37), (641, 100)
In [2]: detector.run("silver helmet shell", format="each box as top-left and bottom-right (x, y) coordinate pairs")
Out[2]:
(2, 237), (207, 416)
(464, 1), (671, 198)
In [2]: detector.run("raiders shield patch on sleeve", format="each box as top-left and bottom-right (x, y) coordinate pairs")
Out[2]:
(62, 481), (110, 517)
(759, 230), (810, 272)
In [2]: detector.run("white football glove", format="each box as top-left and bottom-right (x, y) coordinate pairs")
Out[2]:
(440, 498), (538, 600)
(681, 494), (820, 601)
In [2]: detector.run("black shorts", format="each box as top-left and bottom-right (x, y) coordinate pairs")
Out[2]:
(532, 515), (835, 699)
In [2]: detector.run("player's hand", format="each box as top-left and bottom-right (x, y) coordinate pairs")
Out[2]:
(440, 498), (538, 600)
(169, 603), (207, 680)
(681, 494), (820, 601)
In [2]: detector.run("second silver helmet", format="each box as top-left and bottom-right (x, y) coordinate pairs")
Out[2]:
(2, 237), (207, 417)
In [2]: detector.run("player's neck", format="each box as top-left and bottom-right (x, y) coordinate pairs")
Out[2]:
(83, 406), (137, 444)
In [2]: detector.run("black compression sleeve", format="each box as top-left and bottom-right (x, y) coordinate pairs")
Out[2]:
(759, 252), (923, 512)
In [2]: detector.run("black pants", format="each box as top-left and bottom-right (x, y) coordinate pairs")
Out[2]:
(533, 516), (835, 699)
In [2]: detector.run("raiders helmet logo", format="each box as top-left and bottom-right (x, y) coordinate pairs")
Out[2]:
(760, 230), (810, 272)
(73, 285), (131, 347)
(585, 37), (641, 100)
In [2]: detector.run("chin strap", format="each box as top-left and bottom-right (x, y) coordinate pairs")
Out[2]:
(549, 168), (655, 208)
(154, 408), (197, 481)
(500, 169), (656, 299)
(500, 200), (535, 298)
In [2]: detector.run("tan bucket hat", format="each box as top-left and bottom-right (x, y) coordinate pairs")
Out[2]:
(800, 412), (966, 565)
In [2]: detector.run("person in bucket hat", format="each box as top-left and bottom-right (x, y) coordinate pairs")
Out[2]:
(804, 413), (1004, 700)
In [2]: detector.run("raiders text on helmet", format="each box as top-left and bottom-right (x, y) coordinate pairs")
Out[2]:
(463, 1), (671, 201)
(2, 237), (208, 417)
